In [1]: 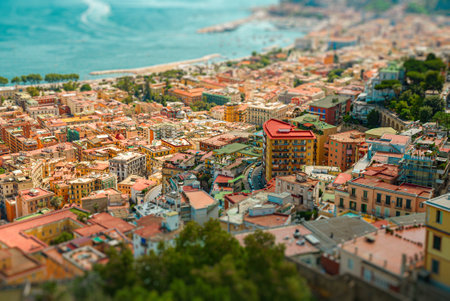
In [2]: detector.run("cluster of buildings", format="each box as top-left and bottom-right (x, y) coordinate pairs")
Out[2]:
(0, 6), (449, 299)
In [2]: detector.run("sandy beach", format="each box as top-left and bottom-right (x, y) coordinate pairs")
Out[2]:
(90, 54), (222, 76)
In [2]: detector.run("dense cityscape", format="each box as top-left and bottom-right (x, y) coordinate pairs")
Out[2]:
(0, 0), (449, 300)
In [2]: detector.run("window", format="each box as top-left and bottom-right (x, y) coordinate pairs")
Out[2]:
(396, 198), (403, 208)
(385, 195), (391, 205)
(363, 268), (372, 282)
(361, 204), (367, 213)
(351, 188), (356, 197)
(376, 193), (381, 203)
(436, 210), (442, 224)
(363, 190), (368, 199)
(396, 211), (400, 216)
(433, 235), (441, 251)
(339, 198), (344, 207)
(406, 199), (411, 209)
(350, 201), (357, 210)
(431, 259), (440, 274)
(347, 258), (354, 270)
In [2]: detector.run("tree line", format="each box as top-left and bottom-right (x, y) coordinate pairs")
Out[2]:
(0, 73), (80, 85)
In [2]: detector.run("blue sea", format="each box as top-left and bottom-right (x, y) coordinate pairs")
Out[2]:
(0, 0), (304, 80)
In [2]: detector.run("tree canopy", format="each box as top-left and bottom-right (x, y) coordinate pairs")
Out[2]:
(66, 220), (312, 301)
(0, 76), (8, 86)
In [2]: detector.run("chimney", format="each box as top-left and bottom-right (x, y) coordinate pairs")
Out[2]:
(401, 254), (407, 275)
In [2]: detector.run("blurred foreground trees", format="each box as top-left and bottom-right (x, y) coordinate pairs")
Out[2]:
(64, 220), (311, 301)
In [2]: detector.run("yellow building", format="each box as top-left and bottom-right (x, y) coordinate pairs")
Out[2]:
(263, 119), (316, 180)
(68, 178), (96, 205)
(290, 114), (337, 165)
(424, 194), (450, 289)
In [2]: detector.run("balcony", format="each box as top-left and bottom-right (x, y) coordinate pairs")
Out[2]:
(350, 194), (357, 199)
(361, 197), (368, 202)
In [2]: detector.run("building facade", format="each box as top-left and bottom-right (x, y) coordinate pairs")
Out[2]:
(263, 119), (316, 180)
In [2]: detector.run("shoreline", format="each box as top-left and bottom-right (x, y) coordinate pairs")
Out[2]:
(89, 54), (222, 76)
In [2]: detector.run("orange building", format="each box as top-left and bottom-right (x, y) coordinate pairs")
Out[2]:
(335, 177), (433, 217)
(327, 130), (365, 172)
(168, 88), (204, 105)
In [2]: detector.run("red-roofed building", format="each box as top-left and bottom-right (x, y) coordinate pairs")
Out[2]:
(263, 119), (316, 180)
(88, 212), (135, 237)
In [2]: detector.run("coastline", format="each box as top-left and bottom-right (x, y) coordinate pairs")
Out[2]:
(89, 54), (222, 76)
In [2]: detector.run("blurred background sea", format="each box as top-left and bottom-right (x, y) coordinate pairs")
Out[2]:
(0, 0), (304, 80)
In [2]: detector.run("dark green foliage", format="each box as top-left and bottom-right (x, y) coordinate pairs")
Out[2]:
(26, 87), (40, 97)
(294, 78), (304, 87)
(11, 76), (21, 84)
(80, 84), (92, 91)
(419, 106), (433, 123)
(45, 73), (80, 83)
(327, 68), (344, 83)
(50, 231), (74, 245)
(0, 76), (8, 86)
(62, 81), (79, 91)
(367, 109), (381, 128)
(68, 220), (311, 301)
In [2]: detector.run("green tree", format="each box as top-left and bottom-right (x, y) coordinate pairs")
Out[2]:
(35, 281), (66, 301)
(50, 196), (63, 209)
(11, 76), (21, 85)
(0, 76), (8, 86)
(68, 220), (311, 300)
(424, 71), (444, 93)
(50, 231), (74, 245)
(26, 87), (40, 97)
(419, 106), (433, 123)
(80, 83), (92, 91)
(406, 71), (425, 86)
(367, 109), (380, 128)
(424, 95), (445, 115)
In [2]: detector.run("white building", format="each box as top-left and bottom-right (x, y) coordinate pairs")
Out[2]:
(109, 152), (147, 182)
(246, 101), (290, 126)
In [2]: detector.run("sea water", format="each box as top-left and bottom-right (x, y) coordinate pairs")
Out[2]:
(0, 0), (304, 80)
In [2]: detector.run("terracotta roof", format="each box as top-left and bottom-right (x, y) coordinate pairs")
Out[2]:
(235, 225), (319, 257)
(333, 173), (352, 185)
(341, 227), (425, 276)
(88, 212), (135, 234)
(184, 190), (217, 210)
(0, 208), (85, 253)
(244, 213), (290, 228)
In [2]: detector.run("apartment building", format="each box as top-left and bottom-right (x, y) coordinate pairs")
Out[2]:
(291, 114), (337, 165)
(424, 194), (450, 289)
(109, 152), (147, 182)
(263, 119), (316, 180)
(275, 172), (319, 209)
(168, 87), (204, 105)
(16, 188), (55, 218)
(327, 130), (365, 171)
(367, 134), (411, 164)
(224, 102), (247, 123)
(335, 177), (433, 217)
(247, 102), (290, 126)
(308, 95), (351, 125)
